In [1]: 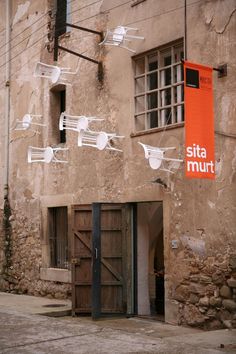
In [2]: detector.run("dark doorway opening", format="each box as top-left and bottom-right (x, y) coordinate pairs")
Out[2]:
(137, 202), (164, 321)
(153, 229), (165, 316)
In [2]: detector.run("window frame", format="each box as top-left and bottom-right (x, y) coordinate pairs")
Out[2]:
(59, 89), (66, 144)
(48, 206), (69, 270)
(40, 195), (73, 283)
(133, 40), (184, 133)
(50, 85), (66, 145)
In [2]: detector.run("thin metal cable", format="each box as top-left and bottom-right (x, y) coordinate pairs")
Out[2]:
(0, 0), (103, 58)
(0, 0), (202, 85)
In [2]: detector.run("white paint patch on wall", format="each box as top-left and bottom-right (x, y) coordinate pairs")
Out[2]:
(208, 201), (215, 209)
(13, 1), (30, 26)
(180, 235), (206, 257)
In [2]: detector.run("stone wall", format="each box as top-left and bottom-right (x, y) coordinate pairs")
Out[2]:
(173, 252), (236, 329)
(0, 209), (4, 281)
(0, 209), (71, 299)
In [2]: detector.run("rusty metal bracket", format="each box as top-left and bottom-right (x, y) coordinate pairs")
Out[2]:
(57, 45), (104, 83)
(213, 64), (227, 78)
(66, 23), (103, 40)
(58, 45), (100, 65)
(54, 22), (104, 82)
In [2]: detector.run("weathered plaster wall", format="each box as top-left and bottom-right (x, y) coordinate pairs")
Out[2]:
(0, 1), (6, 278)
(164, 0), (236, 329)
(0, 1), (6, 207)
(0, 0), (71, 298)
(0, 0), (10, 289)
(0, 0), (235, 328)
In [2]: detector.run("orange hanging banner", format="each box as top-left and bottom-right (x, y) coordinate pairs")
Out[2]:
(184, 61), (215, 179)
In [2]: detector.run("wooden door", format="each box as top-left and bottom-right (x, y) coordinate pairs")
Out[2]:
(71, 205), (93, 315)
(71, 204), (129, 317)
(99, 204), (127, 315)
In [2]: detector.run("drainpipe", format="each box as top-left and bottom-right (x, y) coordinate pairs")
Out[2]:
(2, 0), (12, 277)
(184, 0), (187, 60)
(4, 0), (11, 198)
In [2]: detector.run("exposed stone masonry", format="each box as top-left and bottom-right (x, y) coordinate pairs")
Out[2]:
(0, 211), (71, 300)
(174, 253), (236, 329)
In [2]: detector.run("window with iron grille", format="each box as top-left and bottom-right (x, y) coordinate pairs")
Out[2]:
(134, 41), (184, 132)
(48, 207), (68, 269)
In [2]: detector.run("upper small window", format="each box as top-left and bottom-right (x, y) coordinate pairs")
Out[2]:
(54, 0), (70, 60)
(50, 86), (66, 144)
(55, 0), (67, 37)
(134, 41), (184, 132)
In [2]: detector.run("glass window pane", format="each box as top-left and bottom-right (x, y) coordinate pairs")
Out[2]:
(135, 57), (145, 75)
(172, 106), (177, 124)
(173, 64), (183, 83)
(160, 49), (171, 67)
(160, 68), (171, 87)
(147, 111), (158, 129)
(147, 72), (157, 90)
(49, 207), (68, 269)
(177, 105), (183, 123)
(173, 106), (183, 124)
(180, 104), (184, 123)
(135, 114), (146, 131)
(174, 45), (184, 63)
(135, 76), (145, 94)
(135, 95), (145, 113)
(174, 85), (184, 104)
(148, 53), (158, 71)
(160, 88), (171, 107)
(164, 56), (171, 66)
(160, 108), (172, 126)
(165, 67), (171, 85)
(173, 105), (184, 123)
(147, 92), (158, 110)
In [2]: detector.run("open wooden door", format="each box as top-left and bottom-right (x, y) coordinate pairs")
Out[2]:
(71, 203), (131, 317)
(71, 205), (93, 315)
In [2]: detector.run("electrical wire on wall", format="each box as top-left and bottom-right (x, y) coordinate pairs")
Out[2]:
(0, 0), (103, 60)
(0, 0), (205, 88)
(0, 0), (202, 67)
(184, 0), (187, 60)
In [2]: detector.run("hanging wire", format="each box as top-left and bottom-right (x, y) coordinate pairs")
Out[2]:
(0, 0), (85, 37)
(0, 18), (47, 62)
(0, 0), (201, 68)
(0, 0), (202, 87)
(0, 1), (104, 75)
(0, 0), (103, 59)
(0, 12), (48, 53)
(125, 0), (201, 27)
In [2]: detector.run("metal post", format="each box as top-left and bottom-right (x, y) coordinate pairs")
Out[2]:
(4, 0), (11, 198)
(92, 203), (101, 320)
(184, 0), (187, 60)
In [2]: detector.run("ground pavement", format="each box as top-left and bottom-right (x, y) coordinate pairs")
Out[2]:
(0, 292), (235, 354)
